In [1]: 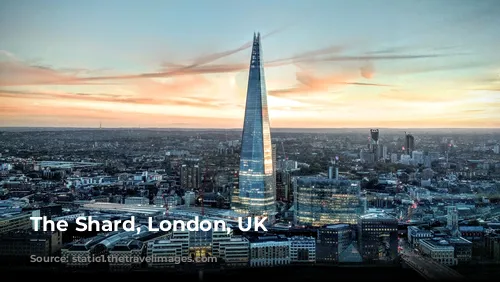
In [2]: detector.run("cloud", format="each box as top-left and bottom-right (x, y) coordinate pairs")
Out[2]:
(0, 103), (241, 128)
(0, 58), (116, 87)
(0, 85), (230, 108)
(269, 69), (389, 97)
(297, 53), (463, 64)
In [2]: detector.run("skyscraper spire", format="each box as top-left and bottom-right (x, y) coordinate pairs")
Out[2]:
(231, 33), (275, 222)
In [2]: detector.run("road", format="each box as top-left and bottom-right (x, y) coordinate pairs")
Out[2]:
(399, 240), (464, 280)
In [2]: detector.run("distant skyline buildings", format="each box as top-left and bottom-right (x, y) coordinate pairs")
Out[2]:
(231, 33), (276, 220)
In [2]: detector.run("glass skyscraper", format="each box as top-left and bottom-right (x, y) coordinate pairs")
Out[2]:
(231, 33), (275, 219)
(293, 177), (362, 226)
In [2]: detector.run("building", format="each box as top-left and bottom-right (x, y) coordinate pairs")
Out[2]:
(412, 151), (424, 165)
(249, 235), (290, 267)
(276, 170), (292, 202)
(180, 164), (201, 190)
(316, 224), (352, 263)
(294, 177), (362, 226)
(0, 230), (62, 257)
(390, 153), (398, 163)
(405, 133), (415, 155)
(358, 213), (398, 262)
(232, 33), (276, 221)
(370, 129), (380, 160)
(419, 238), (457, 266)
(217, 236), (249, 267)
(289, 236), (316, 263)
(448, 237), (472, 264)
(459, 226), (485, 258)
(62, 226), (151, 269)
(148, 231), (190, 268)
(124, 197), (149, 205)
(148, 224), (244, 268)
(108, 239), (146, 271)
(407, 226), (433, 247)
(272, 143), (277, 195)
(484, 230), (500, 262)
(446, 206), (460, 237)
(382, 146), (388, 160)
(0, 212), (32, 234)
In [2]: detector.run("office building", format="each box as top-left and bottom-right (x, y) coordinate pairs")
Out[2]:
(180, 164), (201, 190)
(276, 170), (292, 202)
(232, 33), (276, 221)
(294, 177), (362, 226)
(108, 239), (147, 271)
(249, 235), (291, 267)
(0, 212), (33, 234)
(316, 224), (353, 263)
(370, 129), (380, 160)
(289, 236), (316, 263)
(405, 132), (415, 155)
(0, 230), (62, 257)
(419, 238), (457, 266)
(358, 213), (398, 262)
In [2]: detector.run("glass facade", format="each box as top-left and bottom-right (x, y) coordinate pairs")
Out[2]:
(231, 33), (275, 217)
(294, 177), (362, 226)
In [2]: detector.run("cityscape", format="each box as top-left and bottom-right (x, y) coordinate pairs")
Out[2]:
(1, 0), (500, 281)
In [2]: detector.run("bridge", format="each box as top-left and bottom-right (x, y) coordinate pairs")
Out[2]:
(400, 243), (464, 280)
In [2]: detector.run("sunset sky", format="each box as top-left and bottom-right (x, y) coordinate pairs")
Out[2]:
(1, 0), (499, 128)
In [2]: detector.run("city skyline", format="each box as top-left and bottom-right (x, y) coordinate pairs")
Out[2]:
(1, 0), (500, 128)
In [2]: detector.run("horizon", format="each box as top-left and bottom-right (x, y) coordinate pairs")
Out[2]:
(1, 0), (500, 128)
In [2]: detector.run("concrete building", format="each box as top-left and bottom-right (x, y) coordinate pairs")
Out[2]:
(407, 226), (433, 247)
(289, 236), (316, 263)
(249, 235), (291, 267)
(217, 236), (249, 267)
(108, 239), (147, 271)
(419, 238), (457, 266)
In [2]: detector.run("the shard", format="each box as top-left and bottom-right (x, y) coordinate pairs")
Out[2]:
(231, 33), (276, 220)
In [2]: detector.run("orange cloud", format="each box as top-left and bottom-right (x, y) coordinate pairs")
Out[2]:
(0, 103), (241, 128)
(269, 68), (389, 97)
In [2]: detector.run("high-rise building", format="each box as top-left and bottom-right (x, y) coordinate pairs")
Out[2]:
(272, 143), (277, 196)
(405, 132), (415, 156)
(276, 170), (292, 202)
(231, 33), (276, 220)
(447, 206), (460, 237)
(180, 164), (201, 190)
(294, 177), (362, 226)
(358, 213), (398, 262)
(370, 129), (380, 160)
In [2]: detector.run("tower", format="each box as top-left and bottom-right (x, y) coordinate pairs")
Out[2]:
(370, 129), (380, 160)
(231, 33), (275, 221)
(405, 132), (415, 156)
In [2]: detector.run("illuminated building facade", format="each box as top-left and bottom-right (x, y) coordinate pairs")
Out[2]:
(293, 177), (362, 226)
(231, 33), (275, 220)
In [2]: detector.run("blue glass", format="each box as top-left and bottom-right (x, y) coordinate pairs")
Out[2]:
(231, 33), (275, 217)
